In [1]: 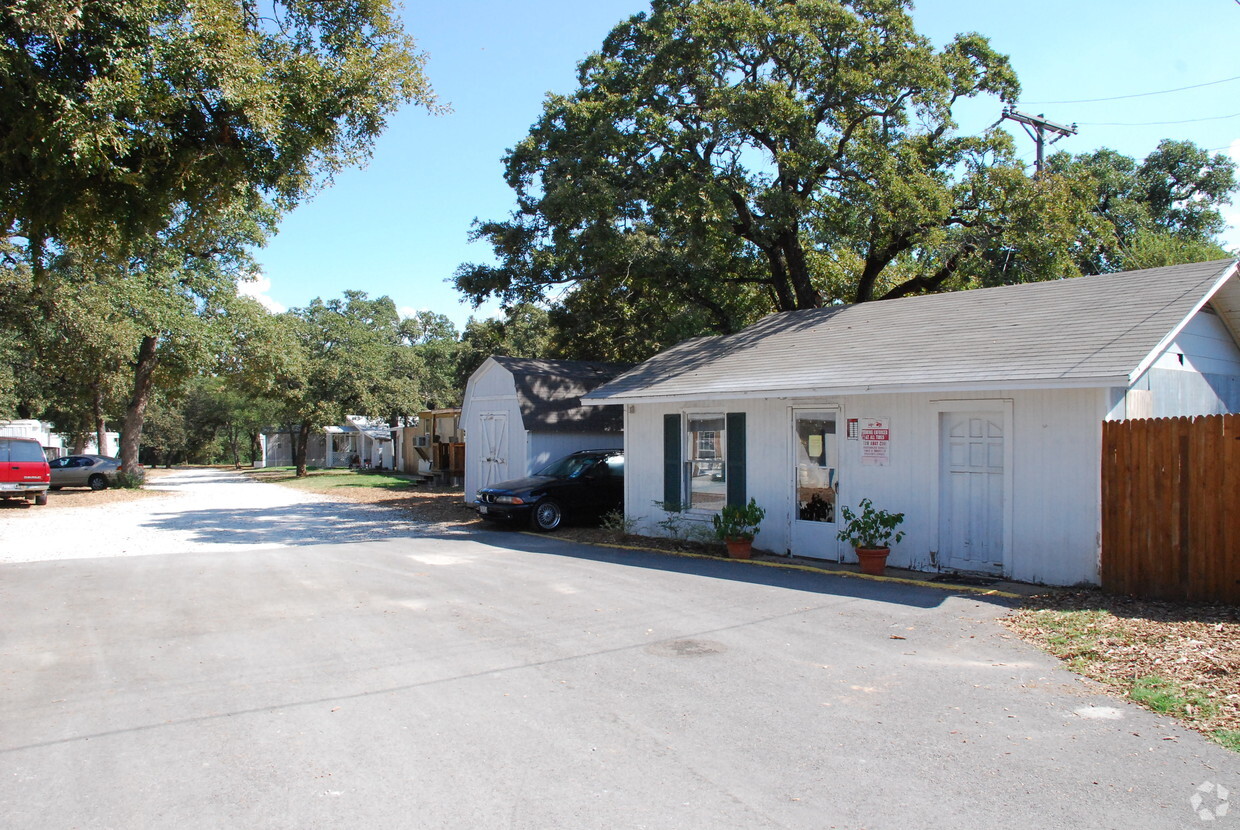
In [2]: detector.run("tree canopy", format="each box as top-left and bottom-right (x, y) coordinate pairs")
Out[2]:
(1, 0), (436, 274)
(456, 0), (1073, 332)
(0, 0), (438, 471)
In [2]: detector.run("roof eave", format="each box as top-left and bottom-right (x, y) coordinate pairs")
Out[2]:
(582, 375), (1132, 406)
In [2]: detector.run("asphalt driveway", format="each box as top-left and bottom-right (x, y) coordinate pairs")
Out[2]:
(1, 471), (1236, 828)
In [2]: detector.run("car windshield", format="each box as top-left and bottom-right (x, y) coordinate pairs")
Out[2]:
(534, 455), (603, 479)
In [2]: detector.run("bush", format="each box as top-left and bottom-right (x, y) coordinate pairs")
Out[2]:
(113, 470), (146, 489)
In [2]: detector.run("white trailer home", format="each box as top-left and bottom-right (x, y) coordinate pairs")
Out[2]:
(461, 357), (630, 502)
(582, 260), (1240, 586)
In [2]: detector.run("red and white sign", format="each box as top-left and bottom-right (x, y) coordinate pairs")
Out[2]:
(860, 417), (890, 466)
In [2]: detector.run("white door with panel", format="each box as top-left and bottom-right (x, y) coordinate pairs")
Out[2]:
(478, 413), (509, 488)
(790, 409), (839, 560)
(939, 412), (1005, 574)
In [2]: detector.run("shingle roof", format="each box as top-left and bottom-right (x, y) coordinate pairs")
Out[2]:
(491, 357), (634, 432)
(583, 260), (1240, 404)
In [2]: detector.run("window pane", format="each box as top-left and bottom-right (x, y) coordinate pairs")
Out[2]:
(795, 412), (837, 523)
(687, 415), (726, 510)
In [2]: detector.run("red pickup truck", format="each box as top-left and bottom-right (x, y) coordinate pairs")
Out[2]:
(0, 437), (50, 506)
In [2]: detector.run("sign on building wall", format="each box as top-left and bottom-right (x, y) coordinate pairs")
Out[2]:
(860, 417), (890, 466)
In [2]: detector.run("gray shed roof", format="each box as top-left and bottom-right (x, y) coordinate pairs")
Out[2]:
(492, 356), (633, 432)
(583, 260), (1240, 404)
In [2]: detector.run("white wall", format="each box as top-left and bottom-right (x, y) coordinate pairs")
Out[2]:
(461, 360), (527, 501)
(527, 431), (623, 475)
(625, 387), (1108, 586)
(1151, 308), (1240, 375)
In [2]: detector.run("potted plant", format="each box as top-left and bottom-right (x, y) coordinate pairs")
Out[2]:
(836, 498), (905, 576)
(712, 498), (766, 559)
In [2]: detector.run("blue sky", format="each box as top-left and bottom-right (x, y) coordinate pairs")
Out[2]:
(244, 0), (1240, 330)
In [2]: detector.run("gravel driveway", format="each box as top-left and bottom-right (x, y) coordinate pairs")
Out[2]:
(0, 467), (452, 564)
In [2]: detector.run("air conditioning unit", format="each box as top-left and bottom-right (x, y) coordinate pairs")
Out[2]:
(414, 435), (429, 447)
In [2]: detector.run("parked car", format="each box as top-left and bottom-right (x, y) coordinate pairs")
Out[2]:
(48, 455), (141, 490)
(475, 449), (624, 532)
(0, 437), (50, 506)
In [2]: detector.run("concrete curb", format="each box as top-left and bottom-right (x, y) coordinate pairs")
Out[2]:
(521, 531), (1022, 600)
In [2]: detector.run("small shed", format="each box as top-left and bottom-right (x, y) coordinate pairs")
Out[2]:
(392, 409), (465, 484)
(461, 357), (631, 502)
(582, 260), (1240, 586)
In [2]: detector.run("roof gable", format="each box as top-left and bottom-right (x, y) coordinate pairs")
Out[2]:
(490, 357), (634, 432)
(584, 260), (1240, 404)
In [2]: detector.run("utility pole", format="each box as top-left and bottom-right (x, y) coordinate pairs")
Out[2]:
(1000, 106), (1078, 176)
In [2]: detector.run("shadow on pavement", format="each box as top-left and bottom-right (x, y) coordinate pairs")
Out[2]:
(423, 525), (1014, 612)
(140, 497), (1013, 611)
(142, 500), (434, 546)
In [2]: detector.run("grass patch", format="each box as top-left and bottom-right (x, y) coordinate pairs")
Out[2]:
(247, 466), (418, 493)
(1129, 676), (1216, 720)
(1005, 592), (1240, 753)
(1212, 730), (1240, 752)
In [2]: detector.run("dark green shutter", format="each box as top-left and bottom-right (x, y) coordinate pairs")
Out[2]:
(663, 413), (682, 511)
(726, 412), (746, 508)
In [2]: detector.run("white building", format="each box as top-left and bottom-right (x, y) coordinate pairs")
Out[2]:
(461, 357), (630, 501)
(582, 260), (1240, 586)
(0, 420), (118, 457)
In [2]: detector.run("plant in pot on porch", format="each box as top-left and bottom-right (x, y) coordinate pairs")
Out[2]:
(836, 498), (906, 576)
(712, 498), (766, 559)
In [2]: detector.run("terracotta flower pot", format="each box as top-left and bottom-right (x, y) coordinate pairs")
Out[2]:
(854, 546), (890, 576)
(725, 538), (753, 559)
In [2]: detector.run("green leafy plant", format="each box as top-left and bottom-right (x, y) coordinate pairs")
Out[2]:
(836, 498), (905, 549)
(711, 498), (766, 542)
(600, 509), (636, 536)
(113, 470), (146, 490)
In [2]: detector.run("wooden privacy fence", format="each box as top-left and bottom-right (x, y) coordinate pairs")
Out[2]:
(1101, 414), (1240, 604)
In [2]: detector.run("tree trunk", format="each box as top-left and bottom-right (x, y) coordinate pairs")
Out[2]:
(93, 386), (108, 456)
(120, 335), (159, 475)
(780, 232), (821, 310)
(295, 422), (311, 477)
(249, 429), (263, 467)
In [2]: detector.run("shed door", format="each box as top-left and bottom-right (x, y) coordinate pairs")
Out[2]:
(478, 413), (509, 488)
(939, 412), (1005, 574)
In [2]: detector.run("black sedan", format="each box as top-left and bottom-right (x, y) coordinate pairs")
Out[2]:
(475, 449), (623, 532)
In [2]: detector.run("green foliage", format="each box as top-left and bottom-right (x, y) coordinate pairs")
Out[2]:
(1212, 730), (1240, 752)
(113, 470), (146, 490)
(1, 0), (437, 274)
(711, 499), (766, 542)
(599, 509), (636, 536)
(1129, 676), (1216, 720)
(836, 498), (906, 549)
(455, 304), (552, 386)
(1044, 140), (1237, 275)
(456, 0), (1055, 359)
(253, 291), (433, 475)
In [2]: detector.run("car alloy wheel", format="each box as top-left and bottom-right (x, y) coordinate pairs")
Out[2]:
(88, 474), (108, 491)
(531, 499), (564, 532)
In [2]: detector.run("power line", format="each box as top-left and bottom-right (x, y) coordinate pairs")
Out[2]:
(1019, 74), (1240, 105)
(1076, 111), (1240, 127)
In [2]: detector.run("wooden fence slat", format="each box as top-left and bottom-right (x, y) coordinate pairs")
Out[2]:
(1101, 413), (1240, 604)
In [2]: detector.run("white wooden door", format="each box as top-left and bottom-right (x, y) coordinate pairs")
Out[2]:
(939, 412), (1005, 574)
(790, 409), (840, 560)
(478, 413), (509, 488)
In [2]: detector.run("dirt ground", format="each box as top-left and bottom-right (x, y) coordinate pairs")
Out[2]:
(0, 467), (176, 514)
(1004, 591), (1240, 739)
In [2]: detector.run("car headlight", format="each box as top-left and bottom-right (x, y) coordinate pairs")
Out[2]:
(493, 495), (525, 505)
